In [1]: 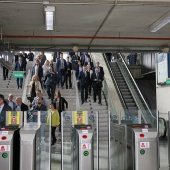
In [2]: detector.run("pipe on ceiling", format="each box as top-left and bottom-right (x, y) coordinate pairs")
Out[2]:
(2, 35), (170, 41)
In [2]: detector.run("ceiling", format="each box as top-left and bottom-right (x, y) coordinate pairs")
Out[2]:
(0, 0), (170, 52)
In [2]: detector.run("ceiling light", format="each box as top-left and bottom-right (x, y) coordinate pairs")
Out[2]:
(149, 11), (170, 32)
(44, 6), (55, 31)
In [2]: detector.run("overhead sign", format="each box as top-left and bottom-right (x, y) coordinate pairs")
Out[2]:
(14, 71), (24, 79)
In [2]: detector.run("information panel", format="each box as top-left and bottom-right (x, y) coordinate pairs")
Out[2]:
(157, 53), (168, 85)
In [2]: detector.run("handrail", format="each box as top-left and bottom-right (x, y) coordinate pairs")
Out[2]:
(0, 58), (12, 70)
(117, 53), (156, 120)
(103, 53), (127, 109)
(22, 69), (31, 104)
(103, 78), (118, 118)
(73, 70), (80, 111)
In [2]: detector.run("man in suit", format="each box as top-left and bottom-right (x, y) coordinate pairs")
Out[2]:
(21, 51), (28, 71)
(66, 57), (72, 89)
(76, 60), (82, 91)
(30, 97), (47, 112)
(71, 52), (80, 70)
(78, 66), (90, 104)
(80, 52), (90, 66)
(0, 94), (12, 127)
(57, 53), (67, 88)
(92, 62), (104, 77)
(91, 67), (103, 105)
(45, 67), (58, 101)
(2, 64), (9, 80)
(15, 56), (25, 89)
(39, 52), (46, 66)
(31, 59), (43, 86)
(85, 56), (93, 69)
(6, 94), (16, 111)
(15, 97), (28, 112)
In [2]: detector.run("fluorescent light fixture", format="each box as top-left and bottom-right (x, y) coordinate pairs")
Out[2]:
(44, 6), (55, 31)
(149, 11), (170, 32)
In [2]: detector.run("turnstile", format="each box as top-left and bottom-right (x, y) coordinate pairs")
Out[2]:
(111, 123), (159, 170)
(72, 125), (94, 170)
(0, 111), (22, 170)
(20, 123), (41, 170)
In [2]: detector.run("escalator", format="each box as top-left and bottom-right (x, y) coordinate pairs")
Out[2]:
(103, 53), (156, 126)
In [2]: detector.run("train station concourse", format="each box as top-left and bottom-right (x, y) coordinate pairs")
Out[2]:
(0, 0), (170, 170)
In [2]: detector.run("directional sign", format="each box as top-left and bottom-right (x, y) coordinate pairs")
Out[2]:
(14, 71), (24, 79)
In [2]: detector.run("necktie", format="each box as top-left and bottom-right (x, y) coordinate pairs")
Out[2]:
(84, 71), (86, 77)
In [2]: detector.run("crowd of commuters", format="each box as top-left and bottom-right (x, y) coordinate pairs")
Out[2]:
(0, 51), (105, 145)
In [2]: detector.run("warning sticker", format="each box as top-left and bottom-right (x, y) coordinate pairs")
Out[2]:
(1, 131), (8, 135)
(142, 129), (148, 133)
(0, 145), (10, 152)
(81, 143), (91, 150)
(140, 142), (150, 149)
(82, 130), (88, 134)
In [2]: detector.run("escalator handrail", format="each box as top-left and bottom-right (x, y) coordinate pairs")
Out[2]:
(103, 53), (127, 109)
(118, 53), (156, 119)
(159, 117), (167, 138)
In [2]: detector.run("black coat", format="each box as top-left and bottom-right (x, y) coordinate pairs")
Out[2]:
(66, 62), (72, 74)
(45, 72), (58, 85)
(31, 65), (43, 80)
(78, 71), (90, 86)
(54, 97), (68, 112)
(92, 66), (104, 77)
(15, 61), (25, 71)
(91, 72), (103, 88)
(20, 103), (29, 111)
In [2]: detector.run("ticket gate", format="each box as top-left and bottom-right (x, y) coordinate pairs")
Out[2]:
(0, 111), (23, 170)
(111, 123), (159, 170)
(72, 125), (94, 170)
(20, 123), (41, 170)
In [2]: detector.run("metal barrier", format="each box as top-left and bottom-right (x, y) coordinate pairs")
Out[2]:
(110, 122), (159, 170)
(0, 111), (23, 170)
(72, 125), (94, 170)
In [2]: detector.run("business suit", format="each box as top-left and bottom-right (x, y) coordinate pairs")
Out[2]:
(66, 62), (72, 88)
(45, 72), (58, 101)
(21, 53), (28, 71)
(92, 66), (104, 77)
(15, 61), (24, 89)
(91, 72), (103, 104)
(71, 55), (80, 70)
(76, 66), (82, 90)
(57, 59), (67, 88)
(0, 104), (12, 127)
(80, 54), (90, 66)
(79, 71), (90, 103)
(31, 64), (43, 85)
(5, 100), (16, 111)
(85, 61), (94, 69)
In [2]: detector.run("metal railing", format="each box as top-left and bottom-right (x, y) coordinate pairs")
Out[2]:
(103, 53), (127, 109)
(22, 69), (31, 104)
(117, 53), (156, 124)
(72, 70), (80, 111)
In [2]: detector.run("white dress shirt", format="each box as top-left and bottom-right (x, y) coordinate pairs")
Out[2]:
(0, 104), (5, 113)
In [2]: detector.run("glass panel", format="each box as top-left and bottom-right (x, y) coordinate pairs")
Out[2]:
(109, 109), (158, 170)
(61, 111), (99, 170)
(27, 110), (51, 170)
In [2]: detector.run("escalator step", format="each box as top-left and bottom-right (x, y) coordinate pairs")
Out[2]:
(124, 99), (134, 103)
(120, 89), (129, 92)
(123, 96), (132, 99)
(126, 103), (136, 107)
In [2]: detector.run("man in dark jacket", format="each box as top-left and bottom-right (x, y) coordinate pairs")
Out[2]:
(45, 67), (57, 101)
(66, 57), (72, 89)
(57, 53), (67, 88)
(78, 66), (90, 104)
(31, 59), (43, 86)
(71, 52), (80, 70)
(15, 56), (25, 89)
(0, 94), (12, 127)
(30, 97), (47, 111)
(91, 67), (103, 105)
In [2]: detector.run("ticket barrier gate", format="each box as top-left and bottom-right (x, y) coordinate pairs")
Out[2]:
(0, 111), (23, 170)
(72, 125), (94, 170)
(111, 123), (158, 170)
(20, 112), (42, 170)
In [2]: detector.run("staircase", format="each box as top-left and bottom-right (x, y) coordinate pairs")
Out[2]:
(0, 61), (34, 100)
(80, 91), (108, 170)
(109, 62), (137, 110)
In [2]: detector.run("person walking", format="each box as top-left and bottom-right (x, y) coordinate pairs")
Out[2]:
(66, 57), (72, 89)
(91, 67), (103, 105)
(78, 66), (90, 104)
(47, 102), (60, 145)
